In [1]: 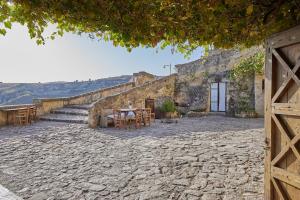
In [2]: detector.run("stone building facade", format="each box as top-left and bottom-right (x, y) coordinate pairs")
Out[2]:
(130, 71), (157, 86)
(174, 47), (264, 117)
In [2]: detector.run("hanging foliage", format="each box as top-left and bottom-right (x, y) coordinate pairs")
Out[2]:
(0, 1), (299, 55)
(230, 51), (265, 80)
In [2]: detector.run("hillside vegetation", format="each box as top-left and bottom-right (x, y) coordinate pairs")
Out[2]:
(0, 75), (131, 105)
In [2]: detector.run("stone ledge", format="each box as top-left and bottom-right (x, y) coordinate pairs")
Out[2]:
(0, 184), (23, 200)
(32, 82), (134, 103)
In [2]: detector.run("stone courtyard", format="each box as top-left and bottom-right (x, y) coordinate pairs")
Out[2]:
(0, 116), (264, 200)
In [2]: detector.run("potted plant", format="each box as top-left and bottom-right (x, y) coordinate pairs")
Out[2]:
(160, 99), (178, 119)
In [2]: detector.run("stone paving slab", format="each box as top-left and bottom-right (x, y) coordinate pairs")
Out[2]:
(0, 116), (264, 200)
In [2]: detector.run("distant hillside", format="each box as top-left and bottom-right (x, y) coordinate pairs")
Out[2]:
(0, 75), (132, 105)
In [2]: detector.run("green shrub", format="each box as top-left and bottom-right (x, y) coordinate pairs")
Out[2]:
(230, 51), (265, 80)
(160, 99), (176, 113)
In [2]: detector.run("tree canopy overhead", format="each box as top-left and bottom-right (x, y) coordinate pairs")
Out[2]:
(0, 0), (299, 53)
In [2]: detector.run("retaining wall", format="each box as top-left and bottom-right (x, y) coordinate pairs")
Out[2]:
(33, 82), (135, 116)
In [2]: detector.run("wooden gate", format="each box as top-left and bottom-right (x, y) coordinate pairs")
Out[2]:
(265, 25), (300, 199)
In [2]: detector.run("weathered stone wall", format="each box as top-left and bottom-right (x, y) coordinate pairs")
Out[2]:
(88, 74), (177, 127)
(255, 74), (264, 116)
(175, 46), (261, 115)
(33, 82), (135, 116)
(227, 72), (255, 116)
(130, 71), (156, 86)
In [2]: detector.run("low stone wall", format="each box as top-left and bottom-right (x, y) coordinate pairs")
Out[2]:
(88, 75), (177, 128)
(0, 104), (35, 126)
(33, 82), (135, 116)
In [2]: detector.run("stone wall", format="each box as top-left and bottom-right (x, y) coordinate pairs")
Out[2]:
(88, 74), (177, 128)
(33, 82), (135, 116)
(254, 74), (265, 116)
(227, 72), (255, 116)
(175, 46), (262, 115)
(130, 71), (156, 86)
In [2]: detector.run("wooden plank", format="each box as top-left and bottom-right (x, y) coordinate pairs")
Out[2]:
(272, 49), (300, 87)
(272, 114), (291, 142)
(272, 166), (300, 189)
(271, 134), (300, 166)
(271, 177), (288, 200)
(271, 61), (300, 103)
(272, 114), (300, 162)
(264, 44), (274, 199)
(272, 103), (300, 117)
(267, 25), (300, 49)
(273, 108), (300, 116)
(272, 103), (300, 109)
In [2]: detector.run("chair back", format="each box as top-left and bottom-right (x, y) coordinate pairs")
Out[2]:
(17, 107), (29, 117)
(16, 107), (30, 125)
(135, 109), (143, 120)
(29, 106), (37, 117)
(113, 109), (121, 119)
(145, 108), (151, 116)
(113, 109), (125, 128)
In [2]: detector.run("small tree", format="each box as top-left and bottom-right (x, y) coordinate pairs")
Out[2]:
(160, 99), (176, 113)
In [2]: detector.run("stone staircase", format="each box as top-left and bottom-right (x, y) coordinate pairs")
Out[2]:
(39, 104), (91, 124)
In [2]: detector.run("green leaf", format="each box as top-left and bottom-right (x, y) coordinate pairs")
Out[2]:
(4, 21), (11, 29)
(0, 29), (6, 36)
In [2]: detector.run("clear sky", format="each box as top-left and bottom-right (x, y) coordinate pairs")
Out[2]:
(0, 24), (203, 83)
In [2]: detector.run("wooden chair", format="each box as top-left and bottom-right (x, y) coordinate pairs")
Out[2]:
(29, 106), (37, 124)
(134, 109), (143, 128)
(151, 112), (155, 122)
(113, 109), (126, 128)
(143, 108), (151, 126)
(15, 108), (29, 125)
(126, 114), (135, 129)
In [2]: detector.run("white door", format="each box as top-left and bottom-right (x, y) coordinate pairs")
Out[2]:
(218, 82), (226, 111)
(210, 83), (218, 112)
(210, 82), (226, 112)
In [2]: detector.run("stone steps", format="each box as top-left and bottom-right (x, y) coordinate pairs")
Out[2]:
(40, 104), (91, 124)
(66, 104), (92, 110)
(51, 108), (88, 116)
(40, 114), (88, 124)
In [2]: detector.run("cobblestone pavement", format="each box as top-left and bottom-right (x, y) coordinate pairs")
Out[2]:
(0, 116), (264, 200)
